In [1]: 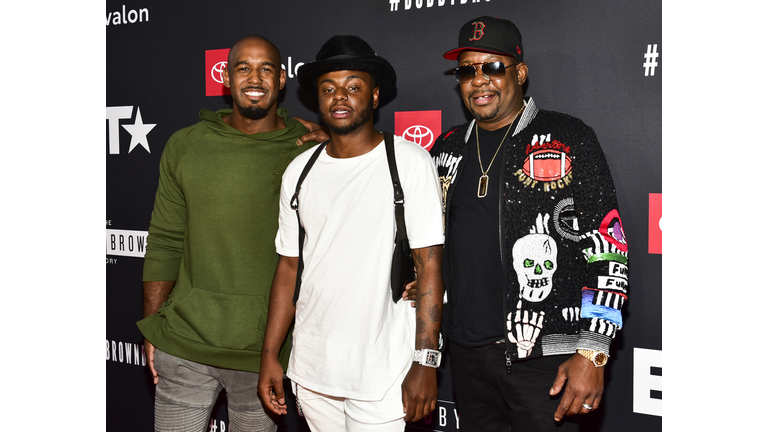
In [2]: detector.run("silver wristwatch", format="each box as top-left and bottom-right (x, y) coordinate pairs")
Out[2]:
(413, 349), (442, 368)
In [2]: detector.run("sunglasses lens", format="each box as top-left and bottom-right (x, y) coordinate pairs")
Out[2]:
(454, 65), (476, 83)
(454, 62), (508, 83)
(483, 62), (507, 79)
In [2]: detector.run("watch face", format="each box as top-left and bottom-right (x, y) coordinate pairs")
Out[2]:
(594, 353), (608, 365)
(415, 349), (441, 367)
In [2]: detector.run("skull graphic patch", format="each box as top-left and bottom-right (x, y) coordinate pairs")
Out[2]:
(512, 213), (558, 302)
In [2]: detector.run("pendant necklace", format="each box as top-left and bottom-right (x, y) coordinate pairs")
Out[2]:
(476, 103), (526, 198)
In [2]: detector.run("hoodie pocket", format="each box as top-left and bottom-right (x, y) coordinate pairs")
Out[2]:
(170, 287), (268, 351)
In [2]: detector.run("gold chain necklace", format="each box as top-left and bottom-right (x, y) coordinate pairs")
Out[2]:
(476, 103), (526, 198)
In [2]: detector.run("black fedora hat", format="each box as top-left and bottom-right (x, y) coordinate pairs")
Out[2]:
(297, 35), (396, 96)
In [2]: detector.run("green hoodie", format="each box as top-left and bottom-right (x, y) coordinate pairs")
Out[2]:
(138, 108), (315, 372)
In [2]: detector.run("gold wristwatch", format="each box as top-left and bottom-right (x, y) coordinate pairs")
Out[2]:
(577, 349), (609, 367)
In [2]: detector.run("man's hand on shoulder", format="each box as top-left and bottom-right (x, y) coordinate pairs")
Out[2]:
(549, 353), (604, 421)
(257, 357), (289, 415)
(401, 363), (438, 423)
(402, 278), (418, 307)
(294, 117), (330, 146)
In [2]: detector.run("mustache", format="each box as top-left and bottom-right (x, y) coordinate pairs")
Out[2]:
(468, 88), (500, 99)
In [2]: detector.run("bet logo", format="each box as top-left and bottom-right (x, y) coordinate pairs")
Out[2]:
(403, 125), (434, 149)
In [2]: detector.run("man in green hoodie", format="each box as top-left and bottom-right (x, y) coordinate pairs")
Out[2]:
(137, 35), (327, 432)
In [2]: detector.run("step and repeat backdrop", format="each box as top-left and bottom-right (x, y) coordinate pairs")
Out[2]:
(106, 1), (661, 431)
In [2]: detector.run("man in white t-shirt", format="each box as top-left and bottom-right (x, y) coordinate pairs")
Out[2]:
(257, 35), (445, 431)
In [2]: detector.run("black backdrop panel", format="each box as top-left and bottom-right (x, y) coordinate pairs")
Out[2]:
(107, 1), (661, 430)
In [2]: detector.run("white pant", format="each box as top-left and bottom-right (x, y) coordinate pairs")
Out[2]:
(292, 381), (405, 432)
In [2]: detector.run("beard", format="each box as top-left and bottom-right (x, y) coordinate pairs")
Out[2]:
(321, 97), (374, 136)
(466, 90), (501, 121)
(236, 103), (270, 120)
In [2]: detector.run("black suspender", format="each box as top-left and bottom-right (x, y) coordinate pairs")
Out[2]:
(289, 140), (328, 306)
(289, 133), (414, 305)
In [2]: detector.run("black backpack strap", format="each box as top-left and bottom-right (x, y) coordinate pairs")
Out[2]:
(291, 140), (328, 306)
(384, 133), (406, 242)
(384, 133), (413, 303)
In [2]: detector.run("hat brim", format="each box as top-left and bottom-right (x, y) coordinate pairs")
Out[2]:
(297, 57), (397, 97)
(443, 47), (521, 62)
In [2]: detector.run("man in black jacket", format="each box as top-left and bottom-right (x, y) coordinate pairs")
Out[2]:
(431, 16), (629, 432)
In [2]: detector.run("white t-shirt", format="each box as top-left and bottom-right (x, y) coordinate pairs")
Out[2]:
(275, 136), (444, 400)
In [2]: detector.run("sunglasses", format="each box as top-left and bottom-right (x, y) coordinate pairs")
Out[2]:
(454, 61), (514, 83)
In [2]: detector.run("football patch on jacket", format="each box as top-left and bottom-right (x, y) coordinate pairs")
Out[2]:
(522, 134), (572, 182)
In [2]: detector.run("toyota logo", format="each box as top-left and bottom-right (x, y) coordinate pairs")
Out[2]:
(211, 61), (228, 84)
(403, 125), (434, 149)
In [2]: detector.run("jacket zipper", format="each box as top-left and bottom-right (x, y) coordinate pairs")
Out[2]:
(498, 130), (514, 375)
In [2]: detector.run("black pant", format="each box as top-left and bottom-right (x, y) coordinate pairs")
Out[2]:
(449, 342), (580, 432)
